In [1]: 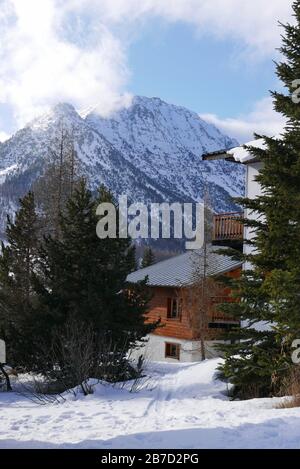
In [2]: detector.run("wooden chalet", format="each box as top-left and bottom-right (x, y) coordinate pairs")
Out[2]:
(127, 245), (242, 362)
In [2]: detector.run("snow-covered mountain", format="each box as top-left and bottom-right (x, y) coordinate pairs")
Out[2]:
(0, 96), (244, 237)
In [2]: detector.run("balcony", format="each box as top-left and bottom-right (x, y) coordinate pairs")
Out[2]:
(213, 212), (243, 246)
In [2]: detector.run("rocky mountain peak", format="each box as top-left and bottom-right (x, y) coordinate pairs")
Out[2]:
(0, 96), (244, 240)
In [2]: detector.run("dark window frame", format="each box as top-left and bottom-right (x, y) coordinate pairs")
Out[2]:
(167, 297), (183, 320)
(208, 322), (239, 330)
(165, 342), (181, 360)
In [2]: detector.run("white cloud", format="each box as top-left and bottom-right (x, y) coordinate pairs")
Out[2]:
(200, 97), (286, 143)
(0, 0), (131, 127)
(0, 131), (10, 142)
(0, 0), (293, 131)
(69, 0), (292, 58)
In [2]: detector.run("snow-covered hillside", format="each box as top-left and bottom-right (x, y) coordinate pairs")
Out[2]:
(0, 359), (299, 449)
(86, 96), (243, 205)
(0, 96), (244, 236)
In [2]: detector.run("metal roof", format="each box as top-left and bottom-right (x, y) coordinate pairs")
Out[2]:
(127, 245), (242, 287)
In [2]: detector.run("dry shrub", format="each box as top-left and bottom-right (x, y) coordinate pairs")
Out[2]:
(277, 366), (300, 409)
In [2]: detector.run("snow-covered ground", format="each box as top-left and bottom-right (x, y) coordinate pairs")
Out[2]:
(1, 359), (300, 449)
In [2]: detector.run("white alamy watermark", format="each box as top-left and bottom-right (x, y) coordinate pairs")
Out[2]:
(291, 339), (300, 364)
(291, 79), (300, 103)
(96, 196), (204, 250)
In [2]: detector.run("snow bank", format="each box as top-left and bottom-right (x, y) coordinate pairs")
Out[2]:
(0, 359), (300, 449)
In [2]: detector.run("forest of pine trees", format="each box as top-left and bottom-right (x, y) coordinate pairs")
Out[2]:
(0, 147), (158, 391)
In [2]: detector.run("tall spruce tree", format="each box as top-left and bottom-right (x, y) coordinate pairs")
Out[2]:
(141, 247), (156, 268)
(218, 0), (300, 399)
(35, 181), (157, 375)
(0, 192), (41, 367)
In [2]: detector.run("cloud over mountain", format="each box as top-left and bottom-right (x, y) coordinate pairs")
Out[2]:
(0, 0), (292, 135)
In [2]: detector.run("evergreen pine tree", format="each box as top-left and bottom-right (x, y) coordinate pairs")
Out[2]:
(0, 192), (41, 368)
(141, 247), (155, 268)
(218, 0), (300, 398)
(35, 181), (157, 378)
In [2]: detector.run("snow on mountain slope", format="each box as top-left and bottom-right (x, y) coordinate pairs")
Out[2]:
(86, 96), (244, 202)
(0, 96), (244, 237)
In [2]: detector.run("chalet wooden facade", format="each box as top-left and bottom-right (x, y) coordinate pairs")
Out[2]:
(127, 245), (242, 362)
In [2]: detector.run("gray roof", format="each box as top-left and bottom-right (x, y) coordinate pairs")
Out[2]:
(202, 148), (234, 161)
(127, 245), (242, 287)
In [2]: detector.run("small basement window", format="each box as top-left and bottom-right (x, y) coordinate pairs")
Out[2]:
(165, 342), (180, 360)
(167, 297), (182, 319)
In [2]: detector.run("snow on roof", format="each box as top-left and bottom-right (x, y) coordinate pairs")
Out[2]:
(203, 135), (282, 164)
(227, 138), (266, 163)
(127, 245), (242, 287)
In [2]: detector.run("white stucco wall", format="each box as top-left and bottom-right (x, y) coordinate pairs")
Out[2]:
(244, 162), (263, 262)
(242, 161), (271, 331)
(130, 334), (224, 363)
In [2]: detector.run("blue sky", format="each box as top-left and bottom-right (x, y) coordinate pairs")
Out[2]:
(129, 20), (276, 118)
(0, 1), (291, 143)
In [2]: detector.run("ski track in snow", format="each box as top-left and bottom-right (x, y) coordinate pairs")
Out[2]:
(1, 359), (300, 449)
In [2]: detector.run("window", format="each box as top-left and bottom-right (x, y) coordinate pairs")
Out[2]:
(165, 342), (180, 360)
(167, 297), (182, 319)
(208, 322), (238, 330)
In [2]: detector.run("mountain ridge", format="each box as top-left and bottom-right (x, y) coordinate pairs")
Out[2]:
(0, 96), (244, 238)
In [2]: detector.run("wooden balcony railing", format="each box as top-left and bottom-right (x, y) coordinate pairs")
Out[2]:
(213, 212), (243, 242)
